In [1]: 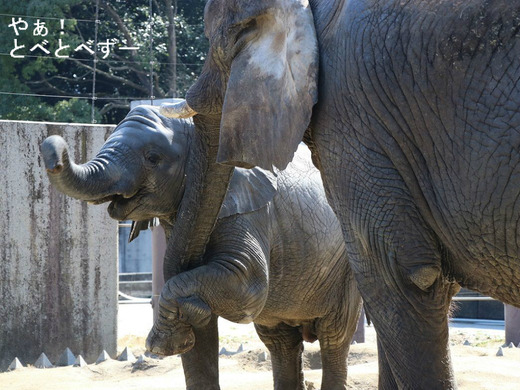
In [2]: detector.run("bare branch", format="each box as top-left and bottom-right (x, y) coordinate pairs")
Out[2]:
(99, 1), (150, 88)
(99, 101), (130, 115)
(29, 76), (69, 96)
(99, 1), (136, 56)
(70, 58), (150, 95)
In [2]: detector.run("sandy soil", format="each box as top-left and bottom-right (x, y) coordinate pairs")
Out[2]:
(1, 304), (520, 389)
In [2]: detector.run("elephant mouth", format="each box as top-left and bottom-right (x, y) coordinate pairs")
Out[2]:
(86, 193), (139, 221)
(107, 195), (140, 221)
(87, 194), (119, 205)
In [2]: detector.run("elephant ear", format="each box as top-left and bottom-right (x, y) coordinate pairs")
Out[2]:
(218, 167), (277, 219)
(217, 0), (318, 171)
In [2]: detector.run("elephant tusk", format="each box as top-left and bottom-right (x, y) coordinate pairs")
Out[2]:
(46, 164), (63, 174)
(160, 100), (197, 119)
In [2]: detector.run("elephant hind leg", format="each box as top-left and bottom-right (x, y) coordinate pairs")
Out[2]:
(254, 322), (305, 390)
(316, 281), (363, 390)
(316, 329), (352, 390)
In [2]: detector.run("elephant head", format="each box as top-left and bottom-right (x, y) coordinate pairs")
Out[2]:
(160, 0), (319, 171)
(41, 106), (191, 230)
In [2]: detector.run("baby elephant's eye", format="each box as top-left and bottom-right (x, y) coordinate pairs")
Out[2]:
(146, 152), (161, 166)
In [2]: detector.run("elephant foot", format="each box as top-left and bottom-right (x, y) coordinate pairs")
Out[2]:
(145, 322), (195, 356)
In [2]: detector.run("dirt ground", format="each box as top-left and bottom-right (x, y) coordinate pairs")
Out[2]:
(1, 304), (520, 389)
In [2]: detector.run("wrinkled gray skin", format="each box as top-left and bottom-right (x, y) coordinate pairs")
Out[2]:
(41, 106), (362, 390)
(157, 1), (520, 389)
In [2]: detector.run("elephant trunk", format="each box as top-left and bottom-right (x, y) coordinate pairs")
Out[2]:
(41, 135), (136, 202)
(146, 113), (234, 355)
(162, 114), (234, 278)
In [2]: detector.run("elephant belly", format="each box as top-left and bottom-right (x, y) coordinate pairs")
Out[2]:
(256, 251), (346, 328)
(259, 150), (352, 326)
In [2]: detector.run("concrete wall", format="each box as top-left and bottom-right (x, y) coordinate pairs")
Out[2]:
(0, 120), (117, 370)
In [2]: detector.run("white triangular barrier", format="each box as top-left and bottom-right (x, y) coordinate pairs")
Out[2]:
(74, 355), (88, 367)
(118, 347), (135, 362)
(57, 348), (76, 366)
(8, 357), (24, 371)
(34, 353), (53, 368)
(96, 350), (111, 364)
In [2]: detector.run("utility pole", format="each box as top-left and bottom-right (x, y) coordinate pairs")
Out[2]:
(165, 0), (178, 97)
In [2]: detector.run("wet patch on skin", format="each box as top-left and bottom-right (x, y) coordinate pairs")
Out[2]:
(245, 1), (318, 94)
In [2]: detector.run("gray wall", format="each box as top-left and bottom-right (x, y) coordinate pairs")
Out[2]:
(0, 120), (118, 370)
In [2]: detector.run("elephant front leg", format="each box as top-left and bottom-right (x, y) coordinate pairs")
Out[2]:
(329, 153), (461, 389)
(363, 278), (457, 390)
(147, 221), (269, 356)
(181, 314), (221, 390)
(376, 337), (398, 390)
(254, 323), (306, 390)
(349, 229), (458, 389)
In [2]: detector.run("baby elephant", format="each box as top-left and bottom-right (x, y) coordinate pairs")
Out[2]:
(41, 106), (362, 390)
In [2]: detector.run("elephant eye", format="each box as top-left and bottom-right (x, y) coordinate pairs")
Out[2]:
(233, 19), (257, 47)
(145, 152), (161, 166)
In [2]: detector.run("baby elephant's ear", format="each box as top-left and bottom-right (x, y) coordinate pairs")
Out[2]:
(218, 167), (277, 219)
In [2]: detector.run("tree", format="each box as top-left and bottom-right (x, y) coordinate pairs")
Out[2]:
(0, 0), (207, 124)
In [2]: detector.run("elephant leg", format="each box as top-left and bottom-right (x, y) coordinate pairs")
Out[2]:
(317, 334), (350, 390)
(349, 225), (457, 389)
(376, 337), (398, 390)
(180, 314), (220, 390)
(316, 279), (362, 389)
(364, 279), (456, 390)
(316, 143), (460, 388)
(254, 322), (305, 390)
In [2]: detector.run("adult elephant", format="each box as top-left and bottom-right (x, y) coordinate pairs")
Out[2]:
(158, 0), (520, 389)
(41, 106), (362, 390)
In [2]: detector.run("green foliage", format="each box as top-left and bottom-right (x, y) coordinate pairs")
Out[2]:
(0, 0), (207, 124)
(54, 98), (101, 123)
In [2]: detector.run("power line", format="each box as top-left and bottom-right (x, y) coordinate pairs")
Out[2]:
(0, 12), (204, 27)
(0, 52), (205, 66)
(0, 12), (97, 23)
(0, 90), (151, 101)
(0, 91), (90, 100)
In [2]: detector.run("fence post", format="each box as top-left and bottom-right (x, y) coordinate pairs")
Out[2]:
(151, 224), (167, 322)
(352, 308), (365, 343)
(505, 304), (520, 346)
